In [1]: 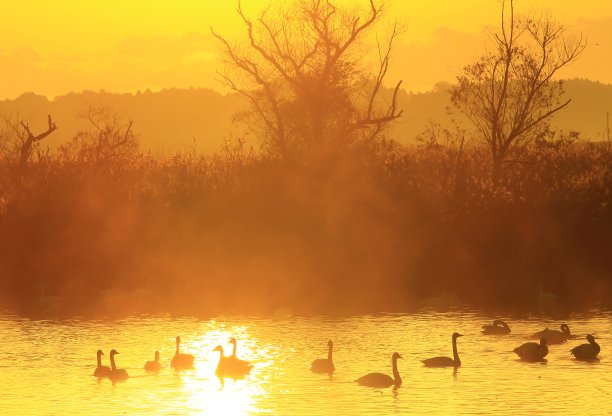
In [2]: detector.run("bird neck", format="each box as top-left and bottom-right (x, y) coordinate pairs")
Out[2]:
(452, 337), (460, 364)
(176, 340), (180, 355)
(327, 344), (333, 361)
(110, 354), (117, 370)
(96, 353), (102, 368)
(231, 342), (237, 357)
(392, 357), (401, 385)
(216, 348), (224, 366)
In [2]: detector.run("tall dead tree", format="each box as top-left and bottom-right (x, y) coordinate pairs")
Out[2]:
(451, 0), (585, 188)
(212, 0), (402, 159)
(20, 115), (58, 169)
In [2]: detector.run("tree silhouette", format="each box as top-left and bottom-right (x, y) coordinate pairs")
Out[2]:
(60, 106), (137, 170)
(19, 115), (58, 170)
(212, 0), (402, 160)
(450, 0), (585, 188)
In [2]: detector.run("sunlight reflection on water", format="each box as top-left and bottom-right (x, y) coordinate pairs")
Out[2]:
(0, 310), (610, 415)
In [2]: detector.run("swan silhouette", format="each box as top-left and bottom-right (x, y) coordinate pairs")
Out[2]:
(514, 338), (548, 361)
(93, 349), (111, 378)
(570, 334), (600, 361)
(109, 349), (129, 381)
(531, 324), (570, 344)
(171, 336), (195, 369)
(311, 340), (335, 373)
(228, 338), (252, 367)
(356, 352), (402, 388)
(481, 320), (511, 335)
(422, 332), (463, 367)
(144, 351), (162, 371)
(214, 344), (251, 377)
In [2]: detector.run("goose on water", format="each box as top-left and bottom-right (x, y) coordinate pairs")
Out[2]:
(514, 338), (548, 361)
(356, 352), (402, 388)
(171, 336), (195, 369)
(226, 338), (252, 374)
(311, 340), (335, 374)
(422, 332), (463, 367)
(109, 349), (129, 381)
(214, 344), (251, 377)
(144, 351), (162, 371)
(570, 334), (600, 361)
(93, 349), (111, 378)
(531, 324), (570, 344)
(481, 320), (511, 335)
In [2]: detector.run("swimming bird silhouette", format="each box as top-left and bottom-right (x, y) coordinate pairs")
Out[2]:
(214, 344), (251, 377)
(226, 338), (252, 374)
(93, 349), (111, 378)
(531, 324), (570, 344)
(311, 340), (335, 373)
(570, 334), (600, 361)
(228, 338), (251, 364)
(514, 338), (548, 361)
(356, 352), (402, 388)
(481, 319), (511, 335)
(170, 336), (195, 369)
(109, 349), (129, 381)
(144, 351), (162, 371)
(422, 332), (463, 367)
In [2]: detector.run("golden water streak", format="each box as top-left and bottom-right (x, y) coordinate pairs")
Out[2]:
(0, 311), (610, 415)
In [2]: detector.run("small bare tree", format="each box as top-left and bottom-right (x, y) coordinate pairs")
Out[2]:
(451, 0), (585, 187)
(60, 106), (137, 169)
(212, 0), (402, 159)
(19, 115), (58, 169)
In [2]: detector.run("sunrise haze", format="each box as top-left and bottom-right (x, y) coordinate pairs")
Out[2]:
(1, 0), (611, 98)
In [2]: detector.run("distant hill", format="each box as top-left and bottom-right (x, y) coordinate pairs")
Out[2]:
(1, 79), (610, 153)
(0, 88), (248, 154)
(393, 79), (612, 143)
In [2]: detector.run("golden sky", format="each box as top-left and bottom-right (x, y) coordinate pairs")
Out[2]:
(1, 0), (611, 99)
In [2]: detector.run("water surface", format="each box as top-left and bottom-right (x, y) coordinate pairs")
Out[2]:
(0, 310), (610, 415)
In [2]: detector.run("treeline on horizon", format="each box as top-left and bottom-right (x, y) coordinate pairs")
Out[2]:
(1, 77), (610, 153)
(0, 0), (611, 317)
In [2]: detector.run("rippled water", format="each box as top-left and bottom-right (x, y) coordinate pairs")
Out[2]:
(0, 310), (610, 415)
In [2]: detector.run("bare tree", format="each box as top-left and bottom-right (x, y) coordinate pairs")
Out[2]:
(60, 106), (137, 169)
(212, 0), (402, 159)
(18, 115), (58, 169)
(450, 0), (585, 187)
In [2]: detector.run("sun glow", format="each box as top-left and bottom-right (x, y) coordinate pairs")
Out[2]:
(177, 329), (267, 415)
(0, 0), (610, 98)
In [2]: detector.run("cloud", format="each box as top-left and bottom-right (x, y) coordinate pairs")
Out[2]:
(0, 32), (223, 99)
(1, 18), (611, 100)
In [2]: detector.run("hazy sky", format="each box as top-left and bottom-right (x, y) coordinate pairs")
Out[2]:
(1, 0), (611, 99)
